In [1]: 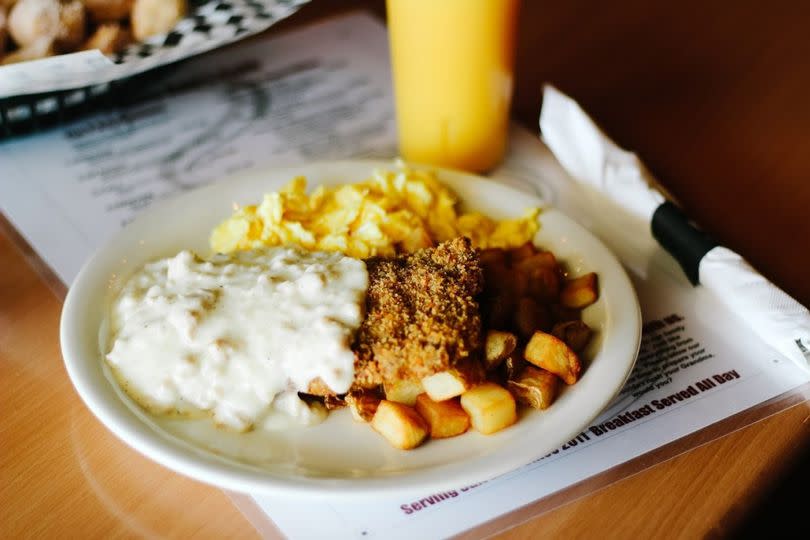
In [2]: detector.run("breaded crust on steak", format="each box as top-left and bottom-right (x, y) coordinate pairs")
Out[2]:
(352, 236), (484, 389)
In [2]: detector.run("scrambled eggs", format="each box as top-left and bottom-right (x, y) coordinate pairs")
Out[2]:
(210, 164), (540, 259)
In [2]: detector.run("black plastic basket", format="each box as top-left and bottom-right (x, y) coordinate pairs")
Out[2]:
(0, 65), (179, 140)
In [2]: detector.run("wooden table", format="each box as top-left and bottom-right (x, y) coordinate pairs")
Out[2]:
(3, 1), (810, 537)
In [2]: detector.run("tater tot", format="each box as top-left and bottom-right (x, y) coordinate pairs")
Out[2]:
(1, 34), (52, 63)
(131, 0), (186, 41)
(83, 0), (132, 22)
(8, 0), (60, 48)
(82, 21), (130, 54)
(0, 6), (7, 54)
(8, 0), (84, 52)
(54, 0), (84, 51)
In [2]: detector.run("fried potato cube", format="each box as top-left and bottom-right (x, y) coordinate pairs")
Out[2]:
(484, 330), (517, 371)
(384, 379), (424, 406)
(53, 0), (83, 51)
(8, 0), (85, 52)
(482, 258), (513, 295)
(507, 366), (559, 410)
(515, 251), (557, 272)
(515, 296), (550, 339)
(421, 370), (473, 401)
(512, 253), (558, 300)
(82, 22), (130, 54)
(1, 34), (51, 64)
(484, 292), (516, 330)
(509, 267), (530, 297)
(345, 391), (381, 423)
(509, 242), (537, 262)
(524, 331), (582, 384)
(560, 272), (599, 309)
(84, 0), (132, 22)
(131, 0), (186, 41)
(479, 247), (507, 267)
(526, 266), (560, 302)
(8, 0), (58, 48)
(501, 353), (526, 381)
(460, 383), (517, 435)
(371, 400), (429, 450)
(551, 320), (593, 353)
(1, 6), (7, 53)
(550, 303), (581, 323)
(414, 393), (470, 438)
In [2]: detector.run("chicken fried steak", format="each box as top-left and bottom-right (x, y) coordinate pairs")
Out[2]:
(352, 236), (484, 389)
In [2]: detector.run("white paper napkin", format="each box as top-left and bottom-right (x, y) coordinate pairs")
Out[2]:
(539, 85), (810, 373)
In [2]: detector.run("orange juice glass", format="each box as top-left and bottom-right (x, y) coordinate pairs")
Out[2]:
(386, 0), (519, 173)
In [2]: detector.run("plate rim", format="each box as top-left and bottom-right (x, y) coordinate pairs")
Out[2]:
(60, 159), (641, 497)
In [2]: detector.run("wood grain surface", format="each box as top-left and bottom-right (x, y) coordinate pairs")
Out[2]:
(3, 1), (810, 538)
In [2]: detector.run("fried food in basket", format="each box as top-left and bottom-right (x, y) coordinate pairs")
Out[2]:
(6, 0), (83, 51)
(0, 6), (8, 54)
(84, 0), (132, 22)
(54, 0), (83, 50)
(1, 0), (186, 63)
(82, 21), (129, 54)
(7, 0), (59, 48)
(1, 33), (50, 63)
(131, 0), (185, 41)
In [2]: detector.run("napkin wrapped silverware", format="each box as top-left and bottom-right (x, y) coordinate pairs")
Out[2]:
(539, 85), (810, 373)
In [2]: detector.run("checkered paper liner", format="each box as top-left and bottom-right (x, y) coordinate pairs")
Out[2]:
(0, 0), (309, 138)
(111, 0), (308, 66)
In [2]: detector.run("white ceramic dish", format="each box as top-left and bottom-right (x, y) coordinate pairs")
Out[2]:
(60, 160), (641, 498)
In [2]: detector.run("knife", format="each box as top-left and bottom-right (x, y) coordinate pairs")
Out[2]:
(539, 85), (810, 373)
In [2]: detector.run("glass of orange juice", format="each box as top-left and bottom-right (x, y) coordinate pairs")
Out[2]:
(386, 0), (520, 173)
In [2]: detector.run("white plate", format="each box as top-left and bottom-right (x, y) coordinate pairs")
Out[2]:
(60, 160), (641, 498)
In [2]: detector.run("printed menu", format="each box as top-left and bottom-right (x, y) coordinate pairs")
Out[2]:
(1, 12), (807, 539)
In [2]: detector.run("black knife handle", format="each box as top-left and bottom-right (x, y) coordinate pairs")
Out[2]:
(651, 201), (718, 285)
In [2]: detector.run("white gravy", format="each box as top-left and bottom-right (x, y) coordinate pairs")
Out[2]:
(105, 248), (367, 431)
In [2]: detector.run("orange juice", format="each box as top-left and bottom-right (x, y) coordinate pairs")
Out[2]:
(387, 0), (519, 173)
